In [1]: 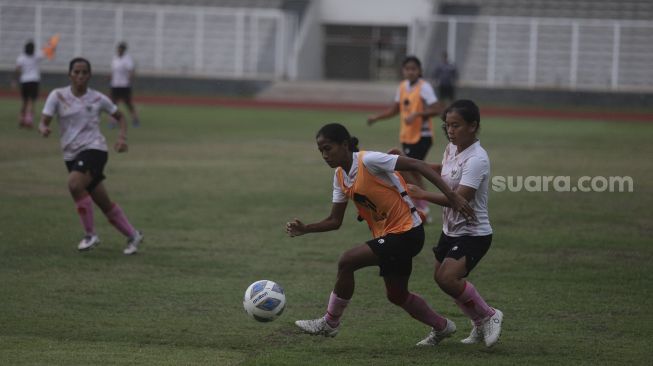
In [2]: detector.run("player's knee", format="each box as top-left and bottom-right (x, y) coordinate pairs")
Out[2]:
(67, 179), (86, 196)
(386, 286), (409, 306)
(337, 253), (355, 273)
(435, 271), (456, 291)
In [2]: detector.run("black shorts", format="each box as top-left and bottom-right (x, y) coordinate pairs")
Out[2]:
(65, 149), (108, 193)
(21, 82), (39, 101)
(438, 84), (455, 101)
(111, 87), (132, 102)
(433, 232), (492, 276)
(402, 136), (432, 160)
(366, 225), (425, 277)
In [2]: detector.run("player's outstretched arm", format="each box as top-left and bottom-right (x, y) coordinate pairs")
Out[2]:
(395, 155), (476, 222)
(110, 110), (128, 153)
(286, 202), (347, 237)
(408, 183), (476, 208)
(367, 103), (400, 126)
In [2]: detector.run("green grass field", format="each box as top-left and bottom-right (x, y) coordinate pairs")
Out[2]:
(1, 98), (652, 365)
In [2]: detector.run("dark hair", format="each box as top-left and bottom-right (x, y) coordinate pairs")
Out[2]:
(402, 55), (423, 77)
(68, 57), (92, 74)
(24, 41), (35, 56)
(316, 123), (360, 152)
(441, 99), (481, 138)
(118, 42), (127, 50)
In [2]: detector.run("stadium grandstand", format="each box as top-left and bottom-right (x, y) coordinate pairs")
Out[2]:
(0, 0), (651, 106)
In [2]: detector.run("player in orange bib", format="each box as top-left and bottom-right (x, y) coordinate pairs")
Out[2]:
(286, 123), (475, 343)
(367, 56), (443, 222)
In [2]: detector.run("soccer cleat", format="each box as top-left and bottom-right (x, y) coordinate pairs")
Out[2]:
(295, 317), (339, 337)
(416, 318), (457, 346)
(480, 308), (503, 347)
(460, 321), (482, 345)
(78, 235), (100, 251)
(123, 230), (144, 255)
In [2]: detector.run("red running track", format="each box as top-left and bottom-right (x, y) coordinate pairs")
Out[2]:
(2, 90), (651, 122)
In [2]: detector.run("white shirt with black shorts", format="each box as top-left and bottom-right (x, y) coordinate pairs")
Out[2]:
(111, 54), (135, 100)
(394, 80), (438, 160)
(434, 141), (493, 275)
(16, 51), (44, 100)
(42, 87), (118, 191)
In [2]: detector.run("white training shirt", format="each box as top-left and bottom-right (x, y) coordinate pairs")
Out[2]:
(441, 141), (493, 236)
(42, 86), (118, 161)
(111, 54), (135, 87)
(16, 51), (44, 83)
(332, 151), (422, 227)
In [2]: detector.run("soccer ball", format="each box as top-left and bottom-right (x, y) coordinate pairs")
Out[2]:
(243, 280), (286, 322)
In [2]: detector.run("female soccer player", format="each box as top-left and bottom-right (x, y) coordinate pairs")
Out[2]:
(367, 56), (442, 221)
(286, 123), (475, 343)
(110, 42), (140, 127)
(13, 39), (57, 128)
(39, 57), (143, 255)
(408, 100), (503, 347)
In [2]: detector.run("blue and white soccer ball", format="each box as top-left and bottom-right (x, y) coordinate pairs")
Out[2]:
(243, 280), (286, 322)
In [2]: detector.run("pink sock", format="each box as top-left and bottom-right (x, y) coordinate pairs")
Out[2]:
(105, 203), (137, 238)
(401, 292), (448, 331)
(324, 291), (350, 328)
(75, 195), (95, 235)
(454, 281), (495, 326)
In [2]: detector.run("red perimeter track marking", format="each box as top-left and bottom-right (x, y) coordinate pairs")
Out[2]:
(2, 91), (651, 122)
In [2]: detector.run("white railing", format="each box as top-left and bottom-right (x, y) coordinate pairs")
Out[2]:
(410, 15), (653, 92)
(0, 0), (296, 79)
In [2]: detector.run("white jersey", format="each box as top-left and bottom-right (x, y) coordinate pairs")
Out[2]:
(332, 151), (422, 228)
(16, 51), (44, 83)
(441, 141), (493, 236)
(111, 54), (134, 87)
(42, 86), (118, 161)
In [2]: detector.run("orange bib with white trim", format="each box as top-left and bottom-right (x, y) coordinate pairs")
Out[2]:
(399, 79), (432, 144)
(336, 152), (416, 238)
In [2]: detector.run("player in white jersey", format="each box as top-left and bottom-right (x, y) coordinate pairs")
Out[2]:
(110, 42), (140, 127)
(13, 40), (56, 129)
(39, 57), (144, 255)
(408, 100), (503, 347)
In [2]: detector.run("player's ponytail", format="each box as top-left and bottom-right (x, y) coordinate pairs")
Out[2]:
(349, 136), (360, 152)
(316, 123), (359, 152)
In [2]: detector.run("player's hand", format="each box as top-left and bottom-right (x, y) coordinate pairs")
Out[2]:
(407, 184), (427, 200)
(10, 80), (17, 90)
(405, 113), (418, 124)
(448, 192), (477, 224)
(114, 138), (128, 153)
(38, 123), (51, 137)
(286, 219), (307, 237)
(366, 116), (377, 126)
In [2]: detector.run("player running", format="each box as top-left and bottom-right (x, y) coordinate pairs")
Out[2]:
(286, 123), (475, 343)
(38, 57), (144, 255)
(408, 100), (503, 347)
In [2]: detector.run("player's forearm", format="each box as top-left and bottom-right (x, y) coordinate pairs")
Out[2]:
(304, 217), (342, 233)
(419, 192), (451, 207)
